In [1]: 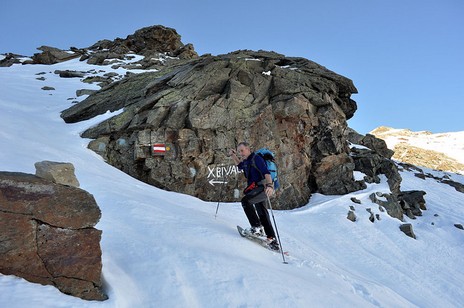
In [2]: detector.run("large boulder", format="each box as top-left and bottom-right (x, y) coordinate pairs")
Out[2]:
(62, 50), (363, 209)
(0, 171), (106, 301)
(34, 160), (80, 187)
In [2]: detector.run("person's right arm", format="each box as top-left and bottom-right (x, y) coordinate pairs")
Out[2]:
(229, 149), (241, 166)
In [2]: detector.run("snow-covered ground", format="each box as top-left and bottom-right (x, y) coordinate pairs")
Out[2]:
(1, 58), (464, 307)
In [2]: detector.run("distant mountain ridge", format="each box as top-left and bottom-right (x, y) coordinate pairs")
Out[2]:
(370, 126), (464, 175)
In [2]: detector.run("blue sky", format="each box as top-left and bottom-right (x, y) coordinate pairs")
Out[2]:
(1, 0), (463, 134)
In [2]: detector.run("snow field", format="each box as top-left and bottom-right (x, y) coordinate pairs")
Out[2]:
(1, 59), (463, 307)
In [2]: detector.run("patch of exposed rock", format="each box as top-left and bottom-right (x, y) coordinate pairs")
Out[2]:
(370, 126), (464, 175)
(393, 143), (464, 175)
(0, 165), (106, 301)
(399, 162), (464, 193)
(62, 50), (364, 209)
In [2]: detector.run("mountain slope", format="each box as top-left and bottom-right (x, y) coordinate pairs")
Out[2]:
(371, 126), (464, 174)
(1, 57), (464, 307)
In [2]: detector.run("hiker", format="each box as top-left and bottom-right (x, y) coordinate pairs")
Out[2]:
(229, 142), (279, 250)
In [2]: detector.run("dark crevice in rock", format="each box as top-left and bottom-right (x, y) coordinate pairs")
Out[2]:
(33, 221), (55, 282)
(0, 208), (33, 216)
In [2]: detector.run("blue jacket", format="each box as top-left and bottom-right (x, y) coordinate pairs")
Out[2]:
(238, 153), (270, 186)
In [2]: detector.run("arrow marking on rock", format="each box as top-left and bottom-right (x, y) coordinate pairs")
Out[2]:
(209, 179), (228, 186)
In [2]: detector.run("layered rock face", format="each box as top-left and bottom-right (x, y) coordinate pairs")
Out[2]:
(0, 171), (106, 301)
(62, 50), (365, 209)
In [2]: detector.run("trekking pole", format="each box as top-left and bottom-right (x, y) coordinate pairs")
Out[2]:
(266, 193), (288, 264)
(214, 199), (220, 219)
(214, 177), (227, 219)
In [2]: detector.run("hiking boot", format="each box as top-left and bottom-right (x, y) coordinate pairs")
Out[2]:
(247, 226), (265, 237)
(268, 238), (280, 251)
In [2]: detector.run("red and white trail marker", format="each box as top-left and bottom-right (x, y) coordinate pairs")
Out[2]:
(153, 143), (169, 155)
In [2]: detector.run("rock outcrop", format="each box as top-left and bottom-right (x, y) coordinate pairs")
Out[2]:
(350, 145), (401, 194)
(346, 129), (431, 224)
(87, 25), (196, 60)
(81, 25), (198, 68)
(0, 170), (106, 301)
(0, 53), (26, 67)
(31, 46), (82, 65)
(346, 127), (394, 159)
(62, 50), (364, 209)
(400, 162), (464, 193)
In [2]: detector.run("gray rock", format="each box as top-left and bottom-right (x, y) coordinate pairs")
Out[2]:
(441, 179), (464, 193)
(366, 208), (375, 222)
(351, 147), (402, 194)
(351, 197), (361, 204)
(369, 213), (375, 223)
(32, 46), (81, 64)
(401, 162), (464, 193)
(76, 89), (97, 97)
(54, 70), (86, 78)
(399, 223), (416, 239)
(0, 53), (24, 67)
(398, 190), (427, 217)
(361, 134), (394, 159)
(34, 161), (80, 187)
(454, 224), (463, 230)
(346, 128), (394, 159)
(347, 210), (357, 222)
(370, 192), (403, 221)
(314, 153), (367, 195)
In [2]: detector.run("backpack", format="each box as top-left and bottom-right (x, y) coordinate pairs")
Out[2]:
(252, 148), (280, 190)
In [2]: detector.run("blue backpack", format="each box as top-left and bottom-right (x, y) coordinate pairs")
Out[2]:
(253, 148), (280, 190)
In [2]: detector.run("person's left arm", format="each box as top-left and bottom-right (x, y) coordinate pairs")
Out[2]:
(255, 155), (274, 197)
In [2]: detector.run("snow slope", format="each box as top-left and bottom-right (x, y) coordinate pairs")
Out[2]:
(1, 58), (464, 308)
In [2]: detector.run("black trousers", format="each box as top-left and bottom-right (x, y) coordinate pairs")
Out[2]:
(241, 188), (276, 239)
